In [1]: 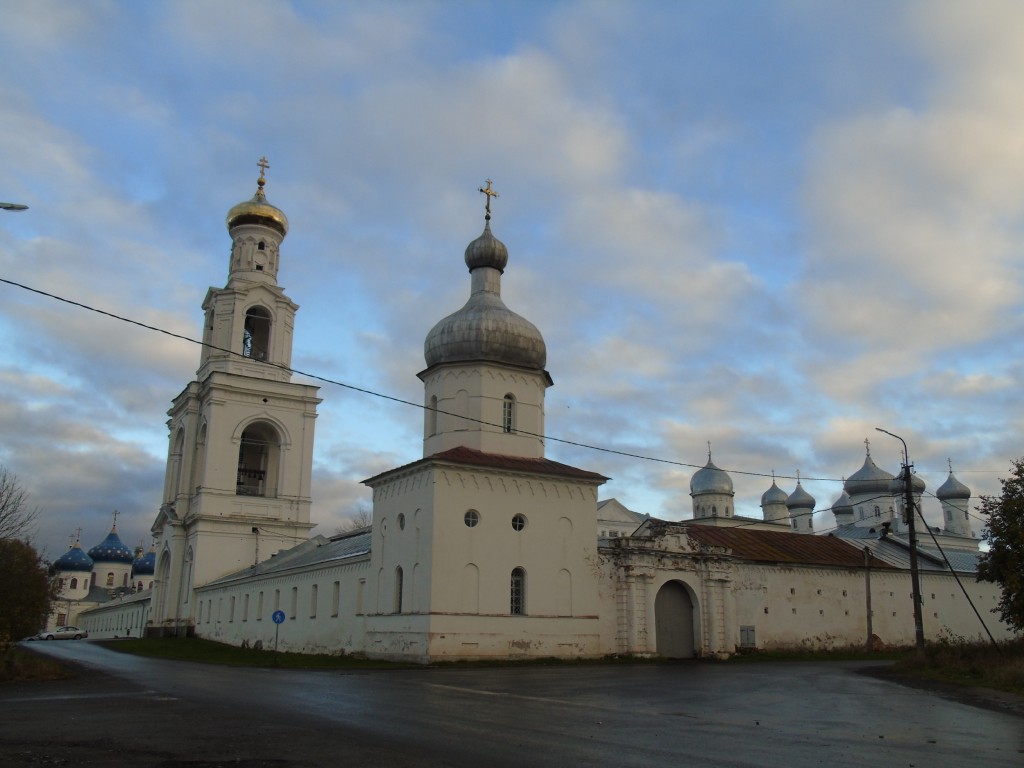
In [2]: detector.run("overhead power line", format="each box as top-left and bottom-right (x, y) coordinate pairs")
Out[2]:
(0, 276), (1005, 495)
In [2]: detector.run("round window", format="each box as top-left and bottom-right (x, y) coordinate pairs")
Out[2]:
(511, 513), (527, 531)
(464, 510), (480, 528)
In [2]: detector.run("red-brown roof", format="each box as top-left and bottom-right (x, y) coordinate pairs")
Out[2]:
(677, 524), (894, 569)
(363, 446), (608, 486)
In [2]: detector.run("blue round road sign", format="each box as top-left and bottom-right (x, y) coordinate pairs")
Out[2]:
(272, 610), (286, 624)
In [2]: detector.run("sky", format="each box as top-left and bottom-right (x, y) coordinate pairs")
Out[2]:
(1, 0), (1021, 560)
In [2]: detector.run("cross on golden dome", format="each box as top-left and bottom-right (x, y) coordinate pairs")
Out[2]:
(256, 156), (270, 197)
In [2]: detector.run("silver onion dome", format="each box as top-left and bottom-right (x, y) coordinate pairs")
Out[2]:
(845, 453), (895, 497)
(936, 471), (971, 501)
(424, 220), (546, 371)
(691, 458), (734, 495)
(761, 481), (789, 506)
(786, 482), (816, 510)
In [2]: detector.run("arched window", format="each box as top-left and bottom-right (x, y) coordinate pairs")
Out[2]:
(510, 567), (526, 615)
(70, 578), (78, 589)
(711, 505), (717, 517)
(874, 506), (881, 517)
(242, 306), (272, 361)
(236, 422), (280, 497)
(394, 566), (404, 614)
(106, 572), (114, 587)
(122, 573), (128, 587)
(503, 394), (516, 433)
(167, 427), (185, 503)
(428, 395), (438, 436)
(193, 422), (208, 491)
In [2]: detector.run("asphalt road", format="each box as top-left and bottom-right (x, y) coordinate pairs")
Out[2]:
(5, 641), (1023, 767)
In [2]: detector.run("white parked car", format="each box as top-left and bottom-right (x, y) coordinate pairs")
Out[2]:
(35, 626), (89, 640)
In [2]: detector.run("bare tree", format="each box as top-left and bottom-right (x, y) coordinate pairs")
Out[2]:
(0, 467), (39, 541)
(335, 504), (373, 535)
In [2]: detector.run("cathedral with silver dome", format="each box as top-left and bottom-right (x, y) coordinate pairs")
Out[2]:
(69, 166), (1008, 658)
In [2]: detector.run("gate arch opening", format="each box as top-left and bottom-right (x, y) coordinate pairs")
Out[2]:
(655, 580), (697, 658)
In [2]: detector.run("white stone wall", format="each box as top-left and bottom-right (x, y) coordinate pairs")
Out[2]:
(192, 557), (371, 654)
(76, 593), (151, 639)
(599, 545), (1014, 657)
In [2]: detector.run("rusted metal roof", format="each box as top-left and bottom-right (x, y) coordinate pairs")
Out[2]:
(364, 446), (608, 485)
(680, 524), (894, 569)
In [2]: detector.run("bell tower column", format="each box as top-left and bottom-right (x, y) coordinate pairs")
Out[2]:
(149, 159), (321, 636)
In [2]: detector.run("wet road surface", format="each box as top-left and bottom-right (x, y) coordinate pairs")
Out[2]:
(5, 641), (1023, 767)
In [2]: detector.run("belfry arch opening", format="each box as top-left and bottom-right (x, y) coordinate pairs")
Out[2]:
(243, 306), (272, 362)
(236, 422), (281, 497)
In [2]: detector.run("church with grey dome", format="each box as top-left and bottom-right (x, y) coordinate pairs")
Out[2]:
(60, 167), (1008, 659)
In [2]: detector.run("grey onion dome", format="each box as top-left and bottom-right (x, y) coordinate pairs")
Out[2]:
(464, 220), (509, 272)
(88, 528), (135, 564)
(830, 489), (853, 517)
(54, 543), (94, 573)
(761, 481), (789, 506)
(844, 454), (895, 497)
(889, 472), (926, 495)
(937, 471), (971, 500)
(786, 482), (816, 510)
(691, 458), (734, 495)
(424, 222), (546, 370)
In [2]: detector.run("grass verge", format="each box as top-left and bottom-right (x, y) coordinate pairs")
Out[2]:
(1, 646), (76, 683)
(890, 636), (1024, 696)
(98, 637), (413, 670)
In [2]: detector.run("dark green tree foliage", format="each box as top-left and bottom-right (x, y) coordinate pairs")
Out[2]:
(0, 539), (55, 647)
(978, 457), (1024, 634)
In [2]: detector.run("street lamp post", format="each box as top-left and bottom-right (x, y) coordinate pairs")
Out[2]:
(875, 427), (926, 655)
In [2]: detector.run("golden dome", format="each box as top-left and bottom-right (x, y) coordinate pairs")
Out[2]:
(226, 157), (288, 236)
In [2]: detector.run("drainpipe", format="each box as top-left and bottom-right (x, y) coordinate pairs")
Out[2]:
(864, 546), (873, 653)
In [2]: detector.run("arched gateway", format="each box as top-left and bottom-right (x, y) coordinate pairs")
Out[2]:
(654, 581), (697, 658)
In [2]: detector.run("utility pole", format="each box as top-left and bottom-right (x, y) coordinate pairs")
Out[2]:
(875, 428), (926, 656)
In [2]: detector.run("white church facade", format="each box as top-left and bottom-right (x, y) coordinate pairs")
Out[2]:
(72, 167), (1014, 659)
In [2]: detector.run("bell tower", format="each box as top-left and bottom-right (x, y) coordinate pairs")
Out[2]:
(149, 159), (321, 636)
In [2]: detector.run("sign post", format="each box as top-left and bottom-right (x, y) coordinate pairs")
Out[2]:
(271, 610), (285, 665)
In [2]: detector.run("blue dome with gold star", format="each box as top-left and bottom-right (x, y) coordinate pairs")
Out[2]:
(88, 527), (135, 564)
(132, 546), (156, 576)
(54, 543), (94, 573)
